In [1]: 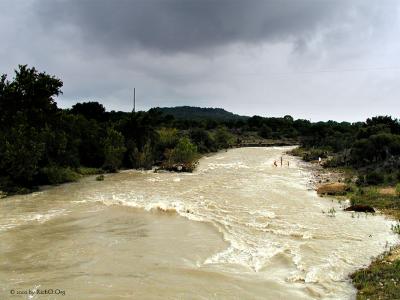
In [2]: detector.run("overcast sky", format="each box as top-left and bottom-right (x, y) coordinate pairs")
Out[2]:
(1, 0), (400, 121)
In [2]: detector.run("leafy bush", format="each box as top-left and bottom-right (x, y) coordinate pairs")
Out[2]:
(0, 126), (45, 186)
(189, 128), (217, 153)
(169, 137), (198, 164)
(365, 171), (385, 185)
(131, 142), (154, 169)
(157, 127), (179, 149)
(288, 147), (304, 157)
(302, 148), (328, 162)
(213, 126), (234, 149)
(258, 125), (273, 139)
(77, 167), (104, 175)
(39, 166), (80, 184)
(324, 156), (342, 167)
(396, 183), (400, 196)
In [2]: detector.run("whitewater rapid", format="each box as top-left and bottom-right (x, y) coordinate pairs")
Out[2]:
(0, 147), (398, 299)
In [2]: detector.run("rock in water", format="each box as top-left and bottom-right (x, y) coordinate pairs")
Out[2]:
(344, 205), (375, 213)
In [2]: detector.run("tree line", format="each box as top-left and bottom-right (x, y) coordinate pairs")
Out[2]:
(1, 65), (399, 193)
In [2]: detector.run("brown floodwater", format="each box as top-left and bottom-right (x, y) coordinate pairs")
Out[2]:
(0, 147), (398, 300)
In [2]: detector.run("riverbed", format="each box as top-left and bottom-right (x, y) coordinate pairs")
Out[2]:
(0, 147), (398, 299)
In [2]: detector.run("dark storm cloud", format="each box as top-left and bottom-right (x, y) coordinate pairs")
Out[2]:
(2, 0), (400, 120)
(38, 0), (355, 53)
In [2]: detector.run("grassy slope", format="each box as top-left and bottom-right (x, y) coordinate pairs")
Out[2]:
(351, 253), (400, 300)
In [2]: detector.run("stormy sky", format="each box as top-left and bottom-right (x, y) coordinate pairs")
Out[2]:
(1, 0), (400, 121)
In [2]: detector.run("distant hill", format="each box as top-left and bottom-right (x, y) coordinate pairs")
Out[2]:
(155, 106), (248, 121)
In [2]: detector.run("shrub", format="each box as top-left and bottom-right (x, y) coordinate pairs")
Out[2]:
(324, 156), (342, 167)
(157, 127), (179, 149)
(39, 166), (80, 184)
(396, 183), (400, 196)
(302, 148), (328, 162)
(364, 187), (380, 197)
(365, 171), (385, 185)
(258, 125), (273, 139)
(169, 137), (198, 164)
(288, 147), (304, 157)
(77, 167), (104, 175)
(189, 128), (216, 153)
(386, 174), (394, 184)
(131, 142), (154, 169)
(213, 126), (234, 149)
(356, 176), (366, 186)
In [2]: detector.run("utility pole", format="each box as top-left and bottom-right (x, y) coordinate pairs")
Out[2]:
(134, 88), (136, 113)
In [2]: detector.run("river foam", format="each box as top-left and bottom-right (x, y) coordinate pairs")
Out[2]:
(74, 148), (398, 294)
(0, 147), (398, 299)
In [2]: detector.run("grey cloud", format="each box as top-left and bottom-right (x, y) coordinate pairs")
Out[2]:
(37, 0), (360, 54)
(2, 0), (400, 121)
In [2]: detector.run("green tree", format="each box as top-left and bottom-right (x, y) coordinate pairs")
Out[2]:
(213, 126), (234, 149)
(0, 65), (62, 128)
(0, 125), (45, 189)
(70, 101), (106, 122)
(189, 128), (216, 153)
(258, 125), (273, 139)
(169, 137), (198, 164)
(0, 65), (63, 190)
(102, 128), (126, 172)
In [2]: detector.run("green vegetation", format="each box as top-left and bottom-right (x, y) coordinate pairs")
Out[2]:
(169, 137), (198, 165)
(395, 183), (400, 196)
(290, 147), (329, 162)
(102, 128), (126, 172)
(96, 175), (105, 181)
(348, 187), (400, 219)
(392, 223), (400, 235)
(76, 167), (104, 176)
(322, 207), (336, 217)
(39, 166), (80, 185)
(351, 257), (400, 300)
(0, 65), (312, 193)
(162, 137), (199, 172)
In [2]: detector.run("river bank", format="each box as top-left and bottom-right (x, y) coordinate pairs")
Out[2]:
(289, 149), (400, 299)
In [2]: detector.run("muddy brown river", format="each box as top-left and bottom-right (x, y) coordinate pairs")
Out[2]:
(0, 147), (398, 299)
